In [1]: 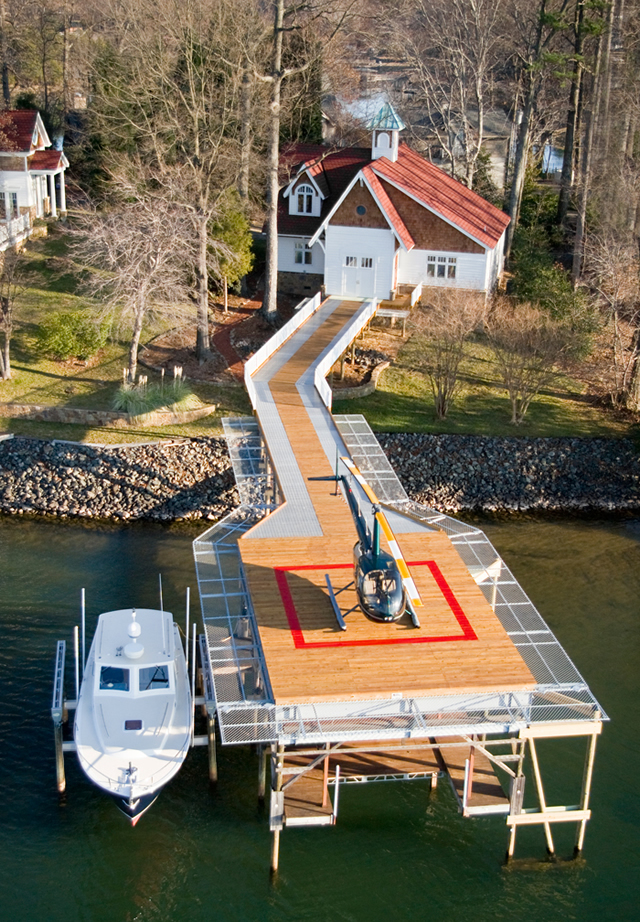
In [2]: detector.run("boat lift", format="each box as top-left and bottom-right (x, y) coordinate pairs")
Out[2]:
(51, 583), (219, 795)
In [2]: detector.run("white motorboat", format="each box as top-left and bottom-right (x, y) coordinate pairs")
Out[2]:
(74, 608), (191, 825)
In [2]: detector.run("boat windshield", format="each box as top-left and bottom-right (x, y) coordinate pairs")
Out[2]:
(139, 665), (170, 691)
(99, 666), (130, 691)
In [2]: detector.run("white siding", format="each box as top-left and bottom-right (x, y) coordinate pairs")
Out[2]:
(484, 232), (505, 291)
(277, 235), (325, 274)
(397, 247), (488, 291)
(325, 225), (395, 299)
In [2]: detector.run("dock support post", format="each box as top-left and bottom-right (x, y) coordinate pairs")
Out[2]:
(206, 706), (218, 784)
(270, 743), (284, 875)
(430, 771), (438, 791)
(528, 737), (555, 856)
(54, 720), (66, 793)
(505, 739), (526, 863)
(258, 745), (267, 802)
(574, 725), (599, 857)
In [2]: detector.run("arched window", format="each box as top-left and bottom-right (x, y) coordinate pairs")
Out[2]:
(377, 132), (390, 149)
(296, 184), (315, 214)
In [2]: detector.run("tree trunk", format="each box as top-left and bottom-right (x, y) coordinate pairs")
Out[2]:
(238, 66), (253, 201)
(262, 0), (285, 322)
(0, 0), (10, 108)
(557, 1), (585, 227)
(195, 215), (211, 362)
(572, 30), (604, 285)
(128, 300), (145, 381)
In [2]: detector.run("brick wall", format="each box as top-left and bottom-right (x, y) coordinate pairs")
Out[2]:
(380, 180), (484, 254)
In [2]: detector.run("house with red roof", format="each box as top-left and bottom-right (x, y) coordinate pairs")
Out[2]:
(277, 104), (509, 300)
(0, 110), (69, 250)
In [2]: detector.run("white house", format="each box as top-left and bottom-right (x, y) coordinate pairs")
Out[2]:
(0, 110), (69, 251)
(277, 103), (510, 300)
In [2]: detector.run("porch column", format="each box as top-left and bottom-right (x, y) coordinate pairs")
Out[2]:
(59, 171), (66, 212)
(48, 173), (57, 217)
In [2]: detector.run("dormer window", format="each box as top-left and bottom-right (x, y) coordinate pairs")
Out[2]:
(296, 184), (315, 214)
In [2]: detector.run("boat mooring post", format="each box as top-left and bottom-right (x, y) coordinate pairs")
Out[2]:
(206, 704), (218, 783)
(191, 623), (197, 745)
(185, 587), (190, 671)
(270, 743), (285, 875)
(52, 640), (67, 793)
(73, 625), (80, 703)
(81, 588), (86, 676)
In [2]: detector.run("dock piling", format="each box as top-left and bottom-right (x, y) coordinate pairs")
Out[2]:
(206, 706), (218, 783)
(258, 746), (267, 802)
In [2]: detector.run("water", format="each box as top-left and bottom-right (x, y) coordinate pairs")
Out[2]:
(0, 516), (638, 922)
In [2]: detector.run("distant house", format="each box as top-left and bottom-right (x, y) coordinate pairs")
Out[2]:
(277, 103), (509, 300)
(0, 110), (69, 251)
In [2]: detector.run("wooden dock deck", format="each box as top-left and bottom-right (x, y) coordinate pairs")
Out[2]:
(239, 297), (535, 705)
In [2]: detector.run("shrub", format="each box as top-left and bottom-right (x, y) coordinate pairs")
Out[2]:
(38, 310), (109, 360)
(111, 379), (202, 416)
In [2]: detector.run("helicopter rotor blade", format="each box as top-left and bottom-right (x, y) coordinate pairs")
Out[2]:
(341, 457), (422, 608)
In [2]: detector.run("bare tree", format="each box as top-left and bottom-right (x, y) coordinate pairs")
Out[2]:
(387, 0), (501, 189)
(0, 247), (27, 380)
(73, 193), (196, 382)
(584, 230), (640, 409)
(410, 290), (486, 418)
(487, 299), (573, 423)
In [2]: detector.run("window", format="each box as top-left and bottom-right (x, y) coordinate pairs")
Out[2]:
(124, 719), (143, 731)
(356, 205), (367, 216)
(296, 184), (314, 214)
(9, 192), (17, 220)
(0, 197), (6, 221)
(345, 256), (357, 267)
(294, 241), (312, 265)
(99, 666), (130, 691)
(437, 257), (446, 278)
(447, 258), (457, 279)
(427, 255), (435, 278)
(139, 665), (170, 691)
(361, 257), (373, 268)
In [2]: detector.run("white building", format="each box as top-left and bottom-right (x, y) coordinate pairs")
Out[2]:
(277, 104), (509, 300)
(0, 110), (69, 251)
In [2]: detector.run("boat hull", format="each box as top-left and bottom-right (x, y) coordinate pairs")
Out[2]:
(111, 790), (160, 826)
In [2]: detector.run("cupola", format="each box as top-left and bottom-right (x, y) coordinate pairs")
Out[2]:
(367, 103), (405, 163)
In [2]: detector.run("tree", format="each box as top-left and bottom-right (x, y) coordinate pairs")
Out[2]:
(584, 230), (640, 408)
(487, 299), (574, 423)
(0, 246), (27, 380)
(73, 192), (195, 382)
(92, 0), (248, 361)
(211, 191), (254, 312)
(386, 0), (502, 189)
(410, 290), (486, 419)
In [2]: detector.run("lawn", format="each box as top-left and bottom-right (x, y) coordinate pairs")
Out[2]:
(333, 332), (638, 440)
(1, 226), (637, 445)
(0, 227), (252, 443)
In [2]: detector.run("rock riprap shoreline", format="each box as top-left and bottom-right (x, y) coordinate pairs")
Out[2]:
(379, 433), (640, 513)
(0, 433), (638, 522)
(0, 436), (238, 522)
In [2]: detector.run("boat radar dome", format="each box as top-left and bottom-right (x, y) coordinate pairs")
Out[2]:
(125, 610), (144, 659)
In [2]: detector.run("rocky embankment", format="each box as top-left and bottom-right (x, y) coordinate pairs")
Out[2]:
(378, 433), (640, 513)
(0, 433), (638, 522)
(0, 436), (237, 522)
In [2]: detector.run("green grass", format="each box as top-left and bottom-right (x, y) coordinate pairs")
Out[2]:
(0, 229), (252, 443)
(333, 334), (636, 440)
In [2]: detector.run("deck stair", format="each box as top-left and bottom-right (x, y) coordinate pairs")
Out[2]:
(436, 736), (510, 816)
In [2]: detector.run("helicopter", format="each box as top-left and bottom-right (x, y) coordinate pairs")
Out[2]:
(320, 456), (423, 629)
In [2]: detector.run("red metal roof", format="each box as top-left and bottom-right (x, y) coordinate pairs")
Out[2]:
(372, 145), (509, 248)
(278, 147), (371, 237)
(29, 150), (65, 171)
(0, 110), (39, 153)
(278, 141), (509, 249)
(362, 166), (414, 250)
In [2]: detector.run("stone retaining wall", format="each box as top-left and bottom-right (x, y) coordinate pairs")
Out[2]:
(0, 402), (216, 428)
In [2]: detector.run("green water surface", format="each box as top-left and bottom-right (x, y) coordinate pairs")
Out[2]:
(0, 516), (638, 922)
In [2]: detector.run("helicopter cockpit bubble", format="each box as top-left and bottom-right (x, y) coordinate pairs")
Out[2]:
(355, 550), (406, 623)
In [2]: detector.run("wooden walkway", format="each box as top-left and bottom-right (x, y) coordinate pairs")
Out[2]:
(240, 297), (535, 705)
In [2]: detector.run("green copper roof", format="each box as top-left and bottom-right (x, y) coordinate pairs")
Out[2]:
(366, 102), (405, 131)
